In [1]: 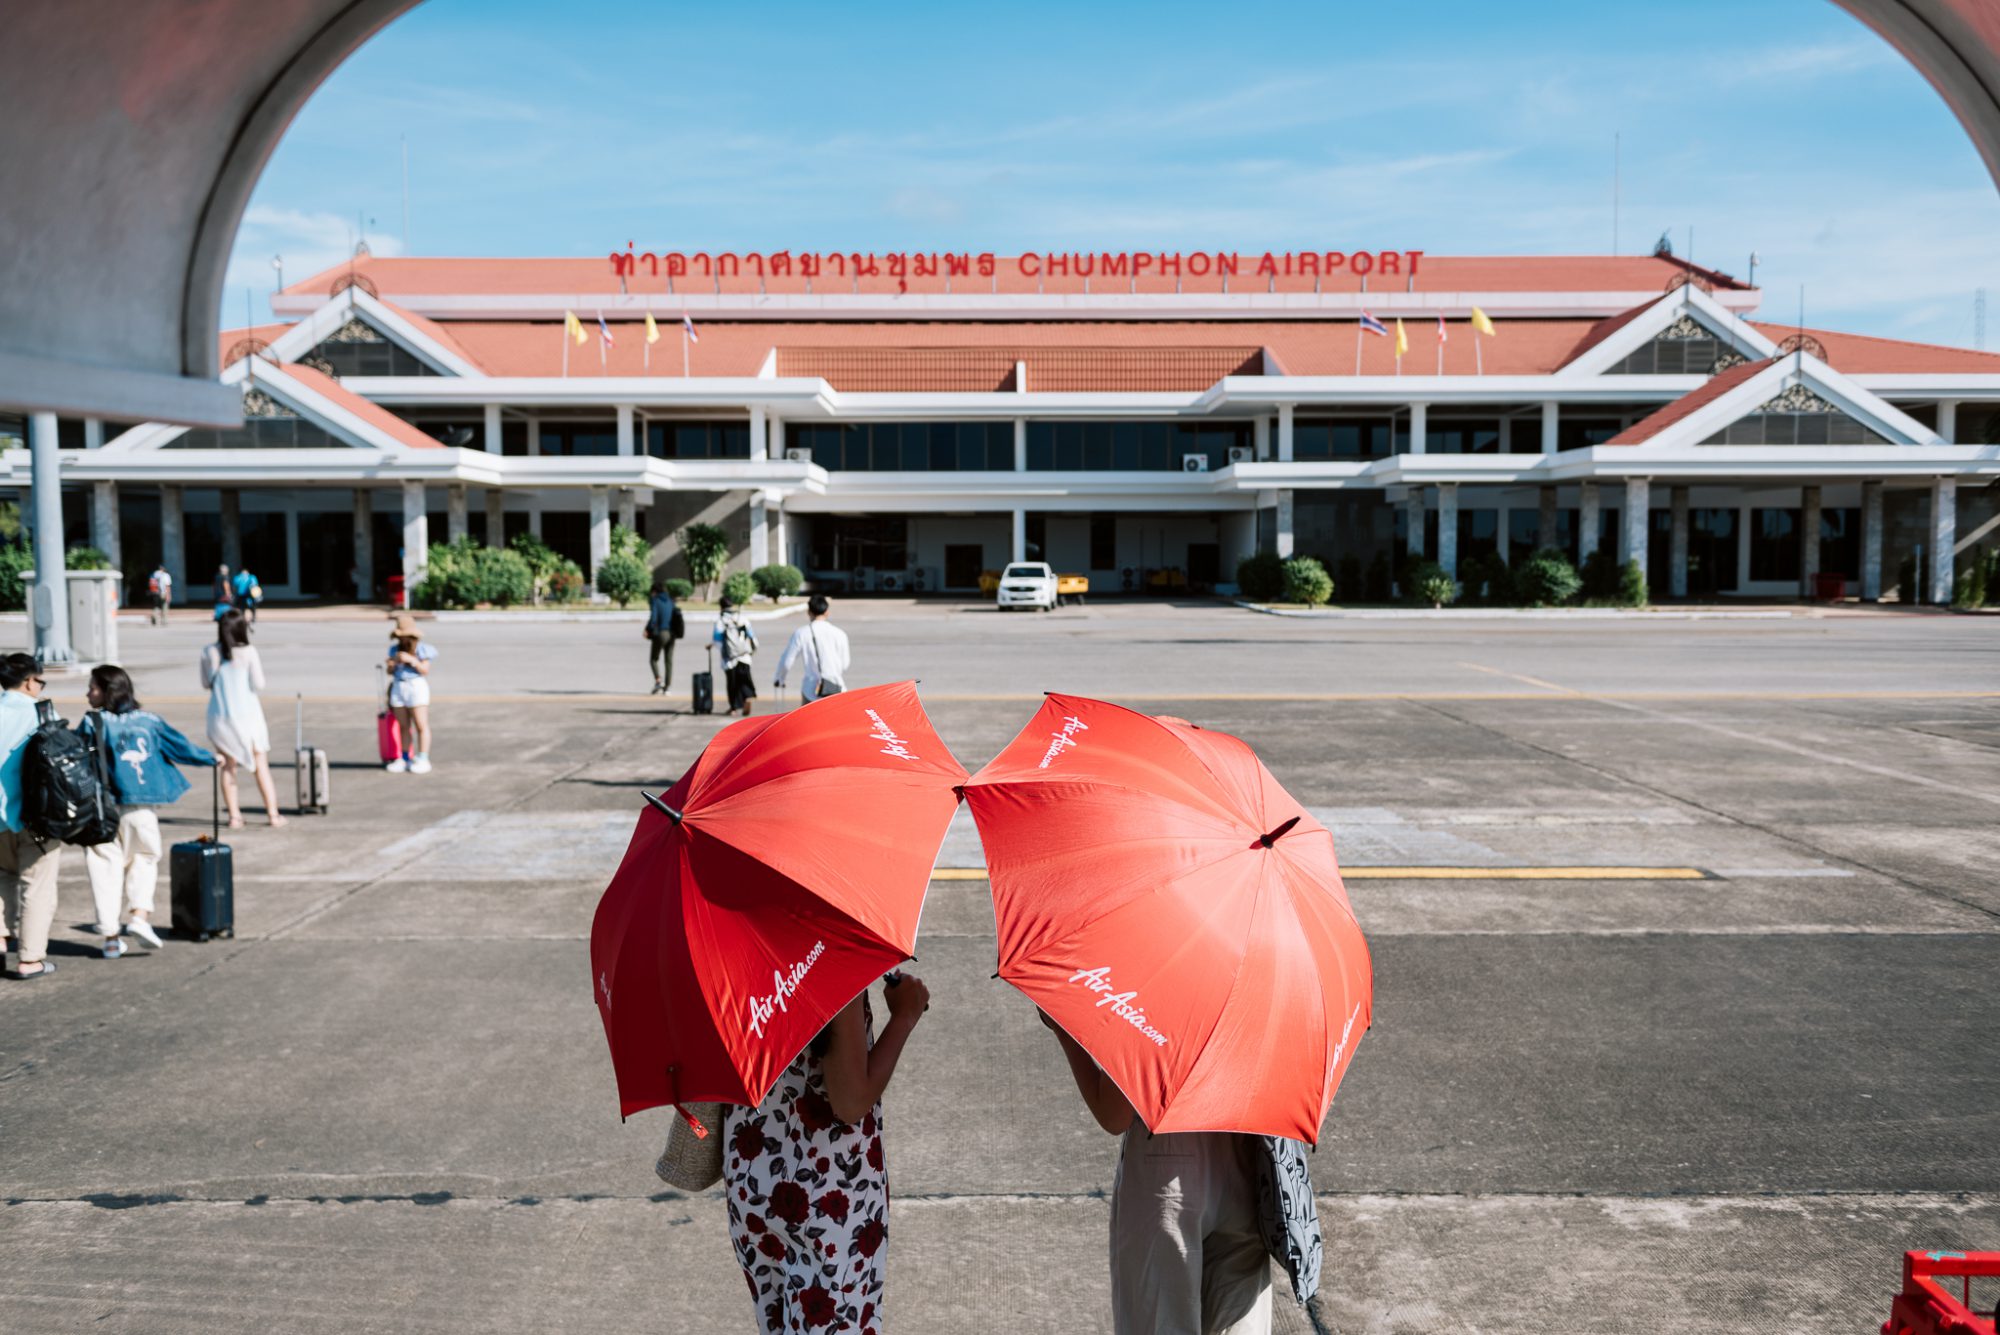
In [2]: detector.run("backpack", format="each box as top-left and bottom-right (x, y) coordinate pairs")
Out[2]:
(721, 616), (755, 663)
(147, 571), (164, 596)
(21, 703), (120, 846)
(668, 607), (685, 640)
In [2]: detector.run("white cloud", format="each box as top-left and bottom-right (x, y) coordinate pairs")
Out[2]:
(221, 205), (403, 325)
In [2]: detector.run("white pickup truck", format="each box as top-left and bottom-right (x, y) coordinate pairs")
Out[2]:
(995, 561), (1059, 612)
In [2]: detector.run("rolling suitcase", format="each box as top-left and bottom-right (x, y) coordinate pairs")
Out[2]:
(170, 767), (233, 942)
(294, 694), (330, 814)
(376, 664), (401, 764)
(691, 644), (714, 716)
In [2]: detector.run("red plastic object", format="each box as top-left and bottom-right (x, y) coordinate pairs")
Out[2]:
(1812, 571), (1846, 603)
(1883, 1250), (2000, 1335)
(386, 574), (406, 608)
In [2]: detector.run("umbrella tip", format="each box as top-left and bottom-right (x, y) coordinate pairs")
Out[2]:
(642, 791), (684, 823)
(1257, 815), (1301, 849)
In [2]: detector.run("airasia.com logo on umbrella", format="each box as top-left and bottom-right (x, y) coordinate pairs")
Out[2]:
(1038, 715), (1089, 769)
(747, 941), (826, 1038)
(1068, 965), (1169, 1047)
(864, 709), (919, 762)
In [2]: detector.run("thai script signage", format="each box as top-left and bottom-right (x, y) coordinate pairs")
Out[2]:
(609, 246), (1425, 287)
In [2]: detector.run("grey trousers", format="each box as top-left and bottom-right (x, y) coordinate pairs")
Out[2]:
(1110, 1126), (1273, 1335)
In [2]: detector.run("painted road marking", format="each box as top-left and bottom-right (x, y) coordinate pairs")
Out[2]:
(931, 866), (1715, 881)
(1457, 662), (1582, 695)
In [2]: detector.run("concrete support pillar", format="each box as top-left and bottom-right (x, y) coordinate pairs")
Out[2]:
(615, 404), (635, 457)
(1252, 414), (1270, 461)
(525, 414), (541, 457)
(401, 482), (428, 594)
(588, 486), (611, 577)
(1011, 508), (1026, 563)
(1404, 492), (1426, 556)
(447, 485), (469, 545)
(1013, 419), (1027, 471)
(1800, 485), (1822, 597)
(1537, 486), (1559, 550)
(748, 492), (769, 569)
(771, 418), (786, 462)
(1275, 489), (1295, 559)
(1579, 482), (1601, 563)
(1408, 402), (1428, 455)
(1670, 486), (1690, 599)
(353, 491), (374, 601)
(528, 504), (543, 539)
(1437, 483), (1459, 578)
(83, 419), (104, 450)
(483, 403), (502, 454)
(1498, 415), (1513, 453)
(485, 489), (505, 550)
(1496, 505), (1512, 565)
(27, 412), (72, 664)
(617, 489), (636, 535)
(1541, 402), (1559, 455)
(1277, 403), (1295, 463)
(1861, 481), (1884, 602)
(749, 405), (768, 460)
(91, 480), (119, 570)
(1929, 477), (1957, 605)
(1622, 478), (1650, 574)
(771, 501), (789, 570)
(220, 490), (242, 571)
(1938, 400), (1959, 443)
(160, 486), (186, 592)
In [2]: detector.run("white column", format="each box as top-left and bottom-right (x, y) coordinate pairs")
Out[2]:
(1541, 402), (1559, 455)
(353, 491), (374, 600)
(220, 490), (242, 571)
(1013, 419), (1027, 471)
(83, 418), (105, 450)
(617, 489), (637, 534)
(1938, 400), (1960, 443)
(160, 485), (186, 591)
(525, 414), (541, 456)
(588, 486), (611, 577)
(749, 405), (768, 460)
(1579, 482), (1601, 562)
(401, 481), (428, 594)
(1929, 477), (1957, 605)
(615, 404), (635, 457)
(1800, 485), (1822, 597)
(1277, 403), (1295, 463)
(1437, 482), (1459, 578)
(1011, 508), (1026, 563)
(1408, 402), (1428, 455)
(528, 503), (543, 539)
(1252, 414), (1270, 461)
(483, 403), (502, 454)
(27, 412), (72, 664)
(771, 500), (789, 569)
(1497, 415), (1513, 453)
(1275, 489), (1295, 559)
(1496, 505), (1511, 564)
(1669, 486), (1690, 599)
(1861, 481), (1884, 602)
(1537, 486), (1559, 550)
(91, 480), (119, 569)
(1622, 477), (1650, 575)
(770, 418), (786, 462)
(748, 492), (769, 569)
(447, 485), (469, 545)
(484, 489), (505, 549)
(1404, 492), (1426, 556)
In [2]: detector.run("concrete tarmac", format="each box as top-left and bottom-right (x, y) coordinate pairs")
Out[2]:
(2, 601), (1996, 1332)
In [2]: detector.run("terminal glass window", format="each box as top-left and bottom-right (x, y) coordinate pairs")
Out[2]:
(171, 389), (339, 448)
(1703, 409), (1885, 446)
(1425, 418), (1502, 454)
(1749, 508), (1801, 581)
(1558, 418), (1626, 451)
(539, 422), (619, 456)
(809, 516), (909, 571)
(1024, 421), (1250, 470)
(1090, 515), (1116, 569)
(410, 419), (483, 448)
(1607, 327), (1734, 375)
(1294, 418), (1392, 459)
(1817, 507), (1860, 578)
(792, 422), (1011, 470)
(647, 421), (751, 459)
(304, 319), (439, 377)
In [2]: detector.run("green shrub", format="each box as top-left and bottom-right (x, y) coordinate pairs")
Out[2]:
(546, 560), (586, 603)
(1579, 547), (1620, 601)
(1953, 554), (1987, 609)
(412, 539), (535, 609)
(721, 570), (758, 605)
(609, 523), (648, 563)
(0, 539), (30, 611)
(596, 551), (650, 607)
(1405, 560), (1457, 608)
(1512, 548), (1582, 607)
(1235, 550), (1286, 602)
(1617, 558), (1649, 608)
(1458, 552), (1511, 607)
(661, 577), (694, 601)
(678, 522), (730, 599)
(65, 545), (111, 571)
(1281, 556), (1333, 607)
(751, 563), (804, 601)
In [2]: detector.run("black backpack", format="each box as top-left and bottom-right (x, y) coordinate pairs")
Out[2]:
(21, 703), (119, 846)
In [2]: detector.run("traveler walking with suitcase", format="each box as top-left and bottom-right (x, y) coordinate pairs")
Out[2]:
(170, 766), (234, 943)
(712, 596), (759, 716)
(200, 609), (286, 828)
(384, 613), (437, 773)
(0, 654), (59, 980)
(78, 666), (216, 952)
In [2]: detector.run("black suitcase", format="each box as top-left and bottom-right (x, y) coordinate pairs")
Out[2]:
(171, 768), (234, 941)
(691, 644), (714, 715)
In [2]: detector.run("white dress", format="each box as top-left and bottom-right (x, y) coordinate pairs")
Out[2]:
(201, 643), (271, 766)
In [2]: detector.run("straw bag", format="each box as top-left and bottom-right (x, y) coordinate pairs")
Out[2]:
(655, 1103), (725, 1191)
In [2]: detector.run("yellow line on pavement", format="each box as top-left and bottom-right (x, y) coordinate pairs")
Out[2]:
(931, 865), (1710, 882)
(77, 689), (2000, 707)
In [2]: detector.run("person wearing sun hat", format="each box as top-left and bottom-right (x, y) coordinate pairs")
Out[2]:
(384, 612), (438, 773)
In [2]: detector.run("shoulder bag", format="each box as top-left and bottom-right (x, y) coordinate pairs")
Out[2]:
(810, 622), (843, 698)
(655, 1102), (726, 1191)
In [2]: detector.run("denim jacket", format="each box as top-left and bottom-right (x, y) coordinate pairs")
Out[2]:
(78, 709), (215, 806)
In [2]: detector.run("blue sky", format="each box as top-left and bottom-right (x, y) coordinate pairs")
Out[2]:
(229, 0), (2000, 347)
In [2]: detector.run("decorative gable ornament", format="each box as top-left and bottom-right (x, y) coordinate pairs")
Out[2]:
(242, 386), (298, 420)
(299, 354), (338, 378)
(1761, 382), (1837, 415)
(1661, 313), (1708, 341)
(1709, 350), (1750, 375)
(327, 316), (385, 345)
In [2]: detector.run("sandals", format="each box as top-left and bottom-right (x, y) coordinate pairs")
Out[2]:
(8, 960), (57, 981)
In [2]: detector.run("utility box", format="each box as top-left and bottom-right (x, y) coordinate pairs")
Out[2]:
(23, 568), (122, 664)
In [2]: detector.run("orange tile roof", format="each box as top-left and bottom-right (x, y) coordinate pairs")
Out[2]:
(1748, 323), (2000, 374)
(774, 345), (1262, 392)
(1606, 359), (1775, 444)
(272, 364), (444, 449)
(373, 297), (487, 373)
(1559, 300), (1659, 368)
(219, 324), (292, 367)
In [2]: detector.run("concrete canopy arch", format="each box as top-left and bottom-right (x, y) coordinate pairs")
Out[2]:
(3, 0), (2000, 426)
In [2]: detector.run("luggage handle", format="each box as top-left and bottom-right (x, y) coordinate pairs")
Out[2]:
(202, 758), (220, 846)
(295, 692), (303, 752)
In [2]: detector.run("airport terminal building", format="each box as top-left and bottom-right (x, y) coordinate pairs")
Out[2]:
(6, 249), (1997, 604)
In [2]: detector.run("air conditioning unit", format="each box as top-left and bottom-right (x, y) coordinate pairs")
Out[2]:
(1182, 453), (1211, 473)
(852, 567), (874, 589)
(878, 571), (902, 592)
(784, 447), (811, 463)
(910, 567), (936, 592)
(1227, 446), (1253, 464)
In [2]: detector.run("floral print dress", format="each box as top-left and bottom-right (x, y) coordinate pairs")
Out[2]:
(723, 996), (889, 1334)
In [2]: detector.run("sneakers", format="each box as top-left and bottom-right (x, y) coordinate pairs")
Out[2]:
(101, 938), (128, 959)
(409, 754), (432, 775)
(124, 918), (165, 949)
(386, 757), (409, 773)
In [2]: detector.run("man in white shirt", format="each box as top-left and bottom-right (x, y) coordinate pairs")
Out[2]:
(774, 595), (851, 705)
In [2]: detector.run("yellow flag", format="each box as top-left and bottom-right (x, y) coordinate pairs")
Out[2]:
(1470, 306), (1496, 337)
(1394, 318), (1408, 358)
(645, 312), (661, 344)
(564, 310), (586, 345)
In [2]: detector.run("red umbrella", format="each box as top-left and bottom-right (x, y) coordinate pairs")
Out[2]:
(963, 694), (1371, 1143)
(590, 681), (965, 1119)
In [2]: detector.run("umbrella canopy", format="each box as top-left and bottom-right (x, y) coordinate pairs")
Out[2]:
(963, 694), (1371, 1143)
(590, 681), (966, 1118)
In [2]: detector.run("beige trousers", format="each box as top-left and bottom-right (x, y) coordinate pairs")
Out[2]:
(86, 808), (162, 934)
(0, 827), (62, 965)
(1110, 1127), (1273, 1335)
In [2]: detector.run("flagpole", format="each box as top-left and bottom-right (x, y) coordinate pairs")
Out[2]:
(682, 326), (690, 378)
(1475, 335), (1483, 376)
(562, 322), (569, 378)
(1354, 320), (1363, 376)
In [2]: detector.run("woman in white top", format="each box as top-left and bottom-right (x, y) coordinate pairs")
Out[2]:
(200, 609), (286, 829)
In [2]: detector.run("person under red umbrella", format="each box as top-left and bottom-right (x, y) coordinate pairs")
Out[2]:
(964, 693), (1372, 1334)
(589, 680), (965, 1335)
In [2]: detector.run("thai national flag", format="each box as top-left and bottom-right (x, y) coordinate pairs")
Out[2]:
(1436, 313), (1449, 343)
(682, 313), (699, 343)
(1359, 310), (1389, 337)
(597, 313), (614, 347)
